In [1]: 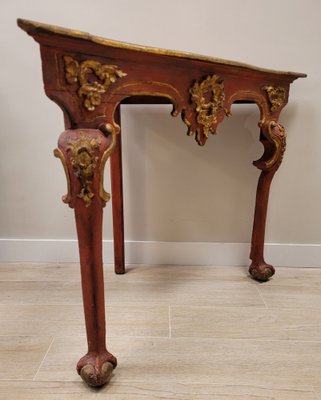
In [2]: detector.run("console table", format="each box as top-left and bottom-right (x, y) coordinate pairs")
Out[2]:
(18, 18), (306, 387)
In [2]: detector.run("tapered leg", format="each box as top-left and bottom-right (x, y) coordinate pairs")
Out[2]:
(54, 126), (117, 386)
(249, 121), (286, 281)
(110, 107), (125, 274)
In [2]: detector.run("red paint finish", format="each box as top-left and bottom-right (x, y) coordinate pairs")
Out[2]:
(17, 18), (306, 386)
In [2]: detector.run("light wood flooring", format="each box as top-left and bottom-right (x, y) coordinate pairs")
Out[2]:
(1, 263), (321, 399)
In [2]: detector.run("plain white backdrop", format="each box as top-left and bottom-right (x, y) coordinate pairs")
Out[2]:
(0, 0), (320, 265)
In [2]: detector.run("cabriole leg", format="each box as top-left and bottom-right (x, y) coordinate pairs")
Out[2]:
(54, 125), (117, 386)
(249, 121), (287, 282)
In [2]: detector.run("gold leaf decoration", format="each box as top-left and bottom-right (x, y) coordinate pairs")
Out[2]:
(53, 148), (72, 205)
(67, 134), (101, 207)
(190, 74), (225, 138)
(265, 121), (287, 169)
(63, 56), (127, 111)
(262, 85), (286, 112)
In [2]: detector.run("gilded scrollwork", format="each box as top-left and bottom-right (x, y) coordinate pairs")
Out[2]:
(265, 121), (287, 169)
(262, 85), (286, 112)
(66, 134), (101, 207)
(190, 74), (226, 139)
(98, 123), (117, 204)
(63, 56), (127, 111)
(254, 121), (287, 171)
(53, 148), (72, 205)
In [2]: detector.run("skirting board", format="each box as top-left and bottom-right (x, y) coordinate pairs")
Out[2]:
(0, 239), (321, 267)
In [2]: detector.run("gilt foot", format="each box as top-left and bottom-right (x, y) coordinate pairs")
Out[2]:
(77, 351), (117, 387)
(249, 261), (275, 282)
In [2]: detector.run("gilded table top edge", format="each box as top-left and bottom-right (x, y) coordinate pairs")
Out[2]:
(17, 18), (307, 79)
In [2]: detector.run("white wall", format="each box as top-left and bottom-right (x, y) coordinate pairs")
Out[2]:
(1, 0), (320, 264)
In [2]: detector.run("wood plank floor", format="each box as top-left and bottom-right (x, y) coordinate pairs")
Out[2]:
(1, 263), (321, 399)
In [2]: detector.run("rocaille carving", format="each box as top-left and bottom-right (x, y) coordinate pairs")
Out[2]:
(67, 134), (101, 207)
(190, 74), (225, 138)
(99, 123), (117, 204)
(262, 85), (286, 112)
(265, 121), (287, 169)
(63, 56), (127, 111)
(53, 148), (72, 205)
(254, 121), (287, 171)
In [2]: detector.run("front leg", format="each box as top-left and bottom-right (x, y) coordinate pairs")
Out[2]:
(74, 192), (117, 387)
(249, 121), (286, 281)
(54, 124), (117, 386)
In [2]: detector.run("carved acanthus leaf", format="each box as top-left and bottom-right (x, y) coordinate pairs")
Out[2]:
(262, 85), (286, 112)
(190, 74), (226, 143)
(63, 56), (127, 111)
(66, 134), (101, 207)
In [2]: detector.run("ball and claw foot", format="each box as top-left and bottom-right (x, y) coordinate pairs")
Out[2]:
(249, 261), (275, 282)
(77, 351), (117, 387)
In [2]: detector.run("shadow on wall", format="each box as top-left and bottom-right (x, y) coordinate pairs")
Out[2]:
(114, 103), (263, 243)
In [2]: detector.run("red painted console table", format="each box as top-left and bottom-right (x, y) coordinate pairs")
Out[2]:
(18, 19), (306, 387)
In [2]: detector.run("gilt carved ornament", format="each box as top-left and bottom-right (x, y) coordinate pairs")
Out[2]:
(63, 56), (127, 111)
(67, 134), (101, 207)
(190, 74), (226, 138)
(262, 85), (286, 112)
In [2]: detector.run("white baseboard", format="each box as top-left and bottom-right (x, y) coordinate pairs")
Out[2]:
(0, 239), (321, 267)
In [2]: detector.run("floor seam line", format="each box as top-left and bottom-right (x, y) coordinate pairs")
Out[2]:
(32, 337), (55, 381)
(255, 285), (268, 309)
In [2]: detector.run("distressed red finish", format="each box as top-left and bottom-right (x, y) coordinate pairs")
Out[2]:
(18, 18), (306, 387)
